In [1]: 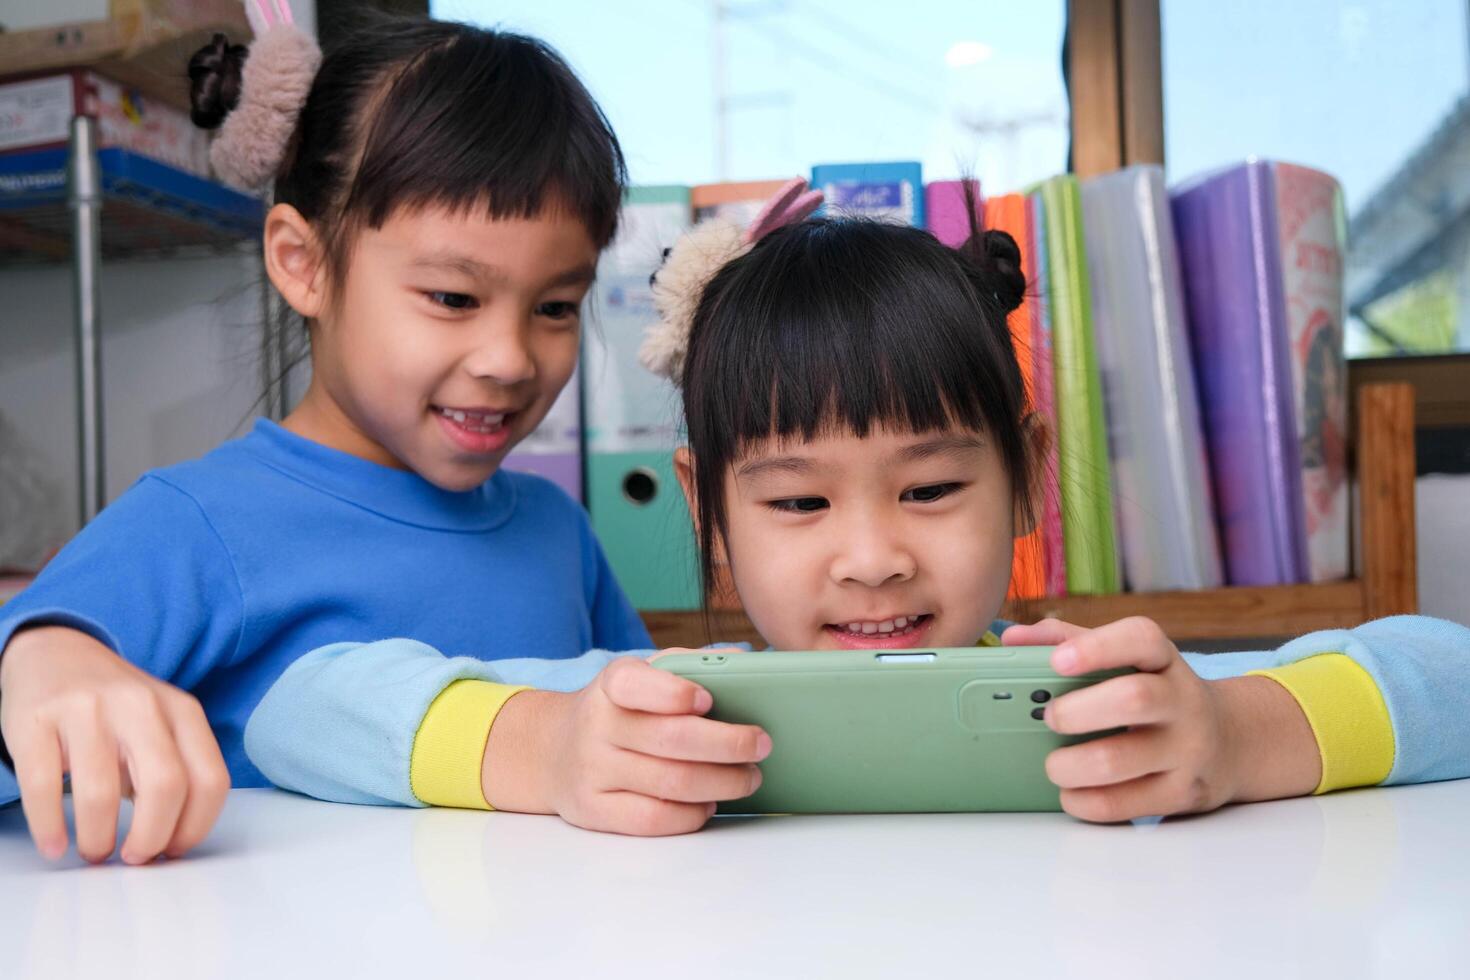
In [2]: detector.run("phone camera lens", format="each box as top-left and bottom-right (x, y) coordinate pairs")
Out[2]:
(1030, 689), (1051, 703)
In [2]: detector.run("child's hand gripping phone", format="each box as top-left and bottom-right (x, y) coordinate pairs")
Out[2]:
(654, 646), (1128, 813)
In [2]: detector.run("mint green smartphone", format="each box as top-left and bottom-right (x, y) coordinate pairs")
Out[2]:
(654, 647), (1128, 814)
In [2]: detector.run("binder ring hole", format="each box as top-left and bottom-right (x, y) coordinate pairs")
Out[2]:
(622, 467), (659, 506)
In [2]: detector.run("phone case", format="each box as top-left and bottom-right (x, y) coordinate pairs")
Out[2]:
(654, 647), (1126, 814)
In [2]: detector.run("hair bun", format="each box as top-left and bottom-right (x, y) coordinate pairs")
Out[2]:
(976, 229), (1026, 314)
(188, 32), (249, 130)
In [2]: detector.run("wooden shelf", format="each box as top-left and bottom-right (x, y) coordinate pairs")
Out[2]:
(641, 383), (1418, 649)
(643, 581), (1365, 648)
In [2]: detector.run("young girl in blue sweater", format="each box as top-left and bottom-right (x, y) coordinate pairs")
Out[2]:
(0, 12), (705, 863)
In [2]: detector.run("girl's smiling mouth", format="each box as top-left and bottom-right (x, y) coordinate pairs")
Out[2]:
(432, 404), (517, 454)
(824, 613), (934, 649)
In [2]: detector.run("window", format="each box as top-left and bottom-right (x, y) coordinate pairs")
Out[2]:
(1162, 0), (1470, 357)
(432, 0), (1069, 193)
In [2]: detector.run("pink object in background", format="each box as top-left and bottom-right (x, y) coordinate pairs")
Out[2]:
(924, 179), (983, 247)
(1273, 162), (1349, 583)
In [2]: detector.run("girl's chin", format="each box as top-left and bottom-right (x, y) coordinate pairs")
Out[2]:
(412, 451), (505, 492)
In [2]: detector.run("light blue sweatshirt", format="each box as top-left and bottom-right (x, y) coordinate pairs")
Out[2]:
(244, 615), (1470, 809)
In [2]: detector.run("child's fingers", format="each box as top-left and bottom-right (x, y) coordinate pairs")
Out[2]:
(1045, 729), (1168, 789)
(582, 791), (715, 837)
(1051, 617), (1176, 676)
(1045, 673), (1172, 735)
(1002, 619), (1087, 647)
(9, 725), (69, 860)
(618, 712), (771, 764)
(1060, 770), (1207, 823)
(599, 657), (712, 715)
(117, 710), (189, 866)
(63, 718), (122, 863)
(616, 750), (762, 804)
(163, 697), (230, 859)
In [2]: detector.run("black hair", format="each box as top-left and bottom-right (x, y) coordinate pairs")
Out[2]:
(190, 14), (626, 258)
(682, 214), (1033, 607)
(188, 34), (249, 129)
(187, 13), (627, 400)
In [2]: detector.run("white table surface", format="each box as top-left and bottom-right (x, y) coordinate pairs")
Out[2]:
(3, 781), (1468, 979)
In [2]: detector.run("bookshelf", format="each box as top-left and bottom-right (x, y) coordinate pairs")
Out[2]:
(641, 381), (1417, 648)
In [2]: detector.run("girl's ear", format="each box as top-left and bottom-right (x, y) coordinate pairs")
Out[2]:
(673, 446), (729, 567)
(1013, 413), (1052, 538)
(264, 203), (329, 320)
(672, 446), (696, 525)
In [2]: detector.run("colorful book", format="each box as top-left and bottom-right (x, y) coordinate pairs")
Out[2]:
(811, 162), (924, 226)
(983, 192), (1045, 600)
(1080, 166), (1223, 592)
(691, 180), (790, 225)
(1031, 175), (1119, 595)
(1026, 193), (1068, 598)
(924, 179), (983, 246)
(1273, 163), (1350, 583)
(583, 186), (701, 610)
(500, 372), (582, 501)
(1171, 161), (1309, 586)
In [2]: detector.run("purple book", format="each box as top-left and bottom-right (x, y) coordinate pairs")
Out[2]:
(1171, 162), (1309, 586)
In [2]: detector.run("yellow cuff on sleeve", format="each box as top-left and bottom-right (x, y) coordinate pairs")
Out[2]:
(409, 680), (530, 810)
(1248, 653), (1394, 795)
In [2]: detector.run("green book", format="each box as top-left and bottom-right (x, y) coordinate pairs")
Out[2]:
(1031, 175), (1119, 594)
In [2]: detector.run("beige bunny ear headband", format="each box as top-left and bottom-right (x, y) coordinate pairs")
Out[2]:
(205, 0), (321, 192)
(638, 177), (824, 387)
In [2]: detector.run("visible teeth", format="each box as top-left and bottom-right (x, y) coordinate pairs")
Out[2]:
(835, 615), (927, 636)
(439, 407), (507, 431)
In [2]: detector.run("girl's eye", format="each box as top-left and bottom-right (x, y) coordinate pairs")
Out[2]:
(902, 482), (965, 504)
(427, 291), (478, 311)
(767, 496), (829, 514)
(537, 301), (580, 320)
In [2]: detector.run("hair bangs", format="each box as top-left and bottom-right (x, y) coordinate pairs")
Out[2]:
(692, 219), (1019, 460)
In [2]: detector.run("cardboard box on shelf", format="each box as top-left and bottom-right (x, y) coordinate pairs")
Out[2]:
(0, 0), (252, 111)
(0, 69), (211, 178)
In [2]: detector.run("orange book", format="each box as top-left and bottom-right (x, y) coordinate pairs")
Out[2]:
(690, 180), (790, 223)
(985, 194), (1046, 601)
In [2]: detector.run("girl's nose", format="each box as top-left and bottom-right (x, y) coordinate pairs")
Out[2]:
(463, 318), (536, 386)
(829, 524), (917, 588)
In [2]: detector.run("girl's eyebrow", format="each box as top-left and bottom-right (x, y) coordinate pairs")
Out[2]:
(409, 251), (492, 279)
(893, 435), (986, 463)
(736, 435), (984, 481)
(408, 251), (596, 288)
(736, 455), (818, 480)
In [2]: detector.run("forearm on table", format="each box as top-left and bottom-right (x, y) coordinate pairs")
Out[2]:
(479, 689), (565, 814)
(1219, 674), (1323, 804)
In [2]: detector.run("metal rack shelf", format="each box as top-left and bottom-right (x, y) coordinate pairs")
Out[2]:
(0, 145), (262, 263)
(0, 121), (265, 525)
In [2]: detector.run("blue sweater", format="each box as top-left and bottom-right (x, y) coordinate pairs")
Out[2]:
(0, 420), (651, 804)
